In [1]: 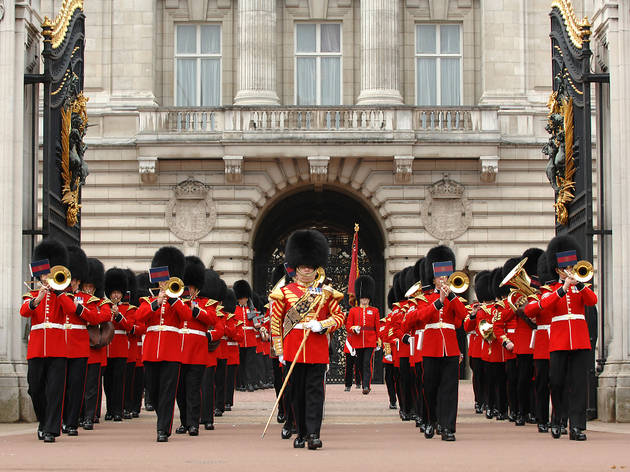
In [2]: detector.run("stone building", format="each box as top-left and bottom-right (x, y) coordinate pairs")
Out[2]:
(1, 0), (627, 422)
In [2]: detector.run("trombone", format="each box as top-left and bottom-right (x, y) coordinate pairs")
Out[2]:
(149, 277), (185, 299)
(447, 271), (469, 294)
(24, 265), (71, 292)
(565, 260), (594, 283)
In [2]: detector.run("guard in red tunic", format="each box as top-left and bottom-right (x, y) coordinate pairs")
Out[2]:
(233, 280), (258, 392)
(122, 269), (141, 420)
(215, 289), (242, 414)
(61, 246), (108, 436)
(134, 246), (197, 442)
(346, 275), (380, 395)
(406, 246), (467, 441)
(270, 229), (345, 450)
(21, 239), (72, 443)
(540, 235), (597, 440)
(380, 289), (398, 410)
(132, 273), (151, 418)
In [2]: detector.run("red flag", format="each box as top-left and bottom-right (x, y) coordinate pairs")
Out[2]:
(347, 223), (360, 300)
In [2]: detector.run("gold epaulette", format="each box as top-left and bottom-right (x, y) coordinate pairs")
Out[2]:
(496, 300), (506, 309)
(66, 293), (75, 299)
(264, 303), (269, 309)
(458, 296), (468, 304)
(216, 306), (225, 317)
(87, 295), (101, 304)
(540, 285), (552, 291)
(236, 320), (244, 326)
(22, 291), (36, 299)
(100, 298), (114, 307)
(205, 298), (220, 308)
(227, 313), (236, 321)
(269, 286), (284, 301)
(330, 289), (344, 301)
(413, 294), (428, 303)
(140, 296), (152, 304)
(128, 305), (137, 310)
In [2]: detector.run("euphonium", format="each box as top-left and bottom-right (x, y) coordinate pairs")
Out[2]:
(569, 260), (593, 283)
(448, 271), (469, 294)
(47, 265), (72, 291)
(164, 277), (185, 298)
(500, 257), (538, 311)
(478, 319), (495, 342)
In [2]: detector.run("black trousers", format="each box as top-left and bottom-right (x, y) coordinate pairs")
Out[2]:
(414, 362), (426, 421)
(423, 356), (459, 432)
(103, 357), (126, 417)
(506, 358), (518, 416)
(344, 353), (358, 388)
(132, 366), (144, 414)
(281, 363), (295, 429)
(470, 357), (484, 406)
(356, 348), (374, 389)
(272, 358), (287, 417)
(176, 363), (205, 428)
(486, 361), (507, 414)
(384, 364), (397, 406)
(200, 366), (215, 424)
(124, 361), (135, 413)
(549, 349), (589, 430)
(291, 363), (326, 438)
(516, 354), (534, 417)
(398, 356), (413, 415)
(144, 361), (181, 434)
(82, 363), (101, 422)
(534, 359), (550, 424)
(238, 347), (257, 387)
(215, 358), (227, 411)
(225, 364), (237, 405)
(63, 357), (88, 429)
(27, 357), (66, 436)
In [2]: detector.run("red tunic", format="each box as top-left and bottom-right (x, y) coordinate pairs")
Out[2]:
(179, 296), (221, 365)
(346, 306), (380, 349)
(378, 315), (393, 364)
(63, 291), (109, 358)
(480, 301), (512, 363)
(234, 305), (258, 348)
(135, 296), (194, 363)
(524, 286), (554, 360)
(106, 302), (135, 359)
(539, 281), (597, 351)
(221, 313), (243, 365)
(391, 300), (414, 360)
(205, 300), (225, 367)
(21, 290), (69, 359)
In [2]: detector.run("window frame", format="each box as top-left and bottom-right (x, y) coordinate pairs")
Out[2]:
(294, 22), (343, 106)
(414, 23), (463, 107)
(174, 23), (222, 107)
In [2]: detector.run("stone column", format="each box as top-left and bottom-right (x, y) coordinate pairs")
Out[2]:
(233, 0), (279, 105)
(356, 0), (403, 105)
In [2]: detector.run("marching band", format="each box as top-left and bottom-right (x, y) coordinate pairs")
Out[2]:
(21, 231), (597, 446)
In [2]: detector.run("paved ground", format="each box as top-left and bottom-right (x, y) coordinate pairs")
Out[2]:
(1, 382), (628, 471)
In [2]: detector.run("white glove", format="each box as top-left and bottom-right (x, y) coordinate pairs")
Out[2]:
(384, 354), (393, 362)
(279, 354), (285, 365)
(353, 326), (361, 334)
(306, 320), (324, 333)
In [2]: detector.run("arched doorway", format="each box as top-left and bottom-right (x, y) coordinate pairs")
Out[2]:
(252, 186), (386, 383)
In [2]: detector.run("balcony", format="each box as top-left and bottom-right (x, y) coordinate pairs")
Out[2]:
(137, 106), (500, 143)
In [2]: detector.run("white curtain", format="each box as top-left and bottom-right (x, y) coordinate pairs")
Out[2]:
(201, 25), (221, 54)
(321, 24), (340, 52)
(417, 58), (436, 106)
(297, 57), (316, 105)
(416, 24), (436, 54)
(321, 57), (340, 105)
(440, 25), (460, 54)
(296, 24), (316, 52)
(201, 59), (220, 106)
(177, 25), (196, 54)
(441, 58), (460, 106)
(177, 59), (197, 106)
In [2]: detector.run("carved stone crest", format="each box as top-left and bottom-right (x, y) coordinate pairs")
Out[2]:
(421, 175), (472, 242)
(165, 179), (216, 241)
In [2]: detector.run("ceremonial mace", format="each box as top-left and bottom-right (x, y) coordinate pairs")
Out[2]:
(261, 284), (333, 439)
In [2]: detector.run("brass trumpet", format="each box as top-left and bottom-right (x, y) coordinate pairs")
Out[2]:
(164, 277), (185, 298)
(24, 265), (72, 291)
(447, 271), (469, 294)
(566, 260), (593, 283)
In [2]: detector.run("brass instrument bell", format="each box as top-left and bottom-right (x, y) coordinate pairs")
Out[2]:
(447, 271), (469, 294)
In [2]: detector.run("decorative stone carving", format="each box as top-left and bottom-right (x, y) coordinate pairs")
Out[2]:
(480, 155), (499, 183)
(394, 155), (414, 184)
(165, 179), (216, 242)
(224, 155), (243, 183)
(308, 0), (328, 19)
(138, 156), (158, 184)
(308, 156), (330, 184)
(0, 1), (5, 23)
(421, 175), (472, 242)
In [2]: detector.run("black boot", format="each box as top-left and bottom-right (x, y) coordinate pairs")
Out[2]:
(293, 436), (305, 448)
(214, 408), (223, 417)
(550, 425), (561, 439)
(537, 423), (548, 433)
(144, 403), (154, 412)
(389, 402), (397, 410)
(424, 423), (435, 439)
(276, 412), (286, 424)
(569, 427), (587, 441)
(441, 429), (456, 441)
(344, 386), (351, 392)
(43, 433), (55, 443)
(515, 415), (526, 426)
(204, 423), (214, 430)
(307, 433), (323, 450)
(281, 424), (293, 439)
(474, 402), (483, 414)
(67, 427), (78, 436)
(157, 431), (168, 442)
(175, 425), (187, 434)
(104, 413), (113, 421)
(188, 426), (199, 436)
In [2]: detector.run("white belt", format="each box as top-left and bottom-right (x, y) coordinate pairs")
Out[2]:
(243, 326), (256, 331)
(529, 325), (551, 350)
(537, 324), (550, 331)
(424, 322), (455, 330)
(114, 330), (127, 335)
(180, 327), (207, 337)
(507, 329), (516, 334)
(64, 324), (87, 330)
(147, 325), (180, 333)
(551, 314), (585, 323)
(227, 341), (238, 346)
(31, 322), (64, 330)
(415, 329), (424, 351)
(137, 342), (143, 346)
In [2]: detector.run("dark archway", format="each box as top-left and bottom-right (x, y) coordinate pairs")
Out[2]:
(252, 186), (386, 383)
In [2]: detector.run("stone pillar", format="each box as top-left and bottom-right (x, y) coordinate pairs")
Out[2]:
(233, 0), (279, 105)
(356, 0), (403, 105)
(596, 3), (630, 423)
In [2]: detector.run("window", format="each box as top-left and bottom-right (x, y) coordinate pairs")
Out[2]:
(415, 24), (461, 106)
(295, 23), (342, 105)
(175, 24), (221, 106)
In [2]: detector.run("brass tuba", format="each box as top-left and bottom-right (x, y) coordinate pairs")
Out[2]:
(500, 257), (538, 311)
(448, 271), (469, 294)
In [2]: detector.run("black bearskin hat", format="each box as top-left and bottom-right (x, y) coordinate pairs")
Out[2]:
(135, 272), (151, 300)
(413, 258), (425, 285)
(124, 269), (137, 305)
(200, 269), (227, 301)
(105, 268), (128, 298)
(546, 234), (583, 272)
(222, 288), (237, 314)
(284, 229), (329, 270)
(33, 239), (68, 271)
(521, 248), (544, 281)
(391, 271), (403, 302)
(233, 280), (252, 300)
(387, 287), (395, 309)
(488, 267), (503, 300)
(271, 263), (289, 286)
(423, 245), (456, 283)
(398, 266), (415, 299)
(473, 270), (494, 303)
(151, 246), (186, 279)
(184, 256), (206, 290)
(67, 245), (88, 282)
(354, 275), (375, 301)
(494, 263), (512, 299)
(537, 252), (556, 285)
(85, 258), (105, 291)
